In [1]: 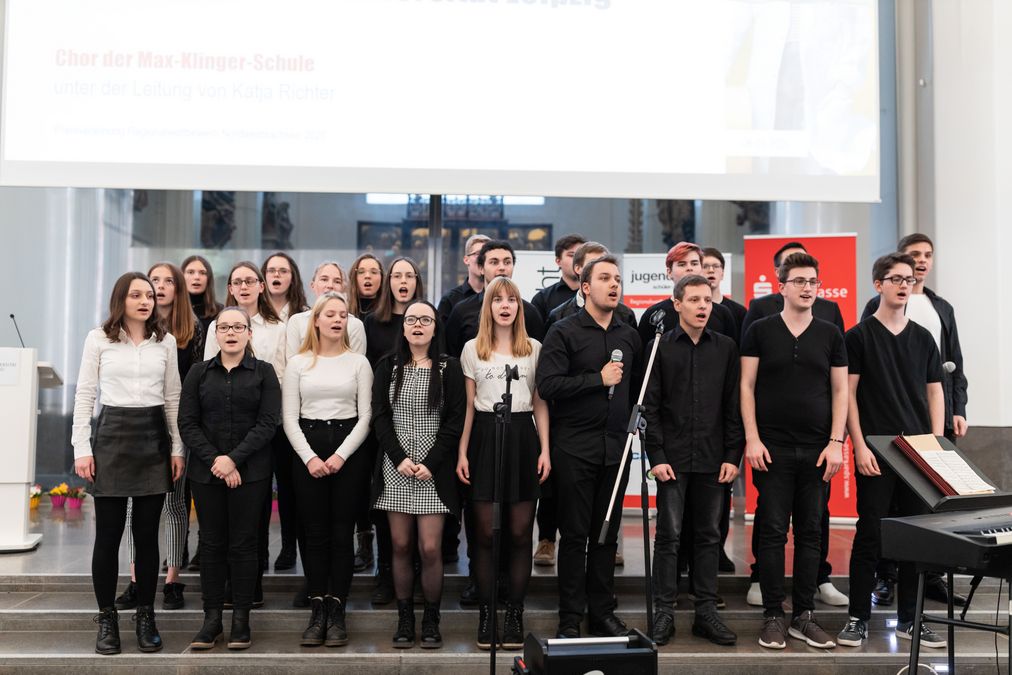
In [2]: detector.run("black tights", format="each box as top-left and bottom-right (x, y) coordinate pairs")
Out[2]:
(388, 512), (444, 604)
(92, 494), (165, 609)
(473, 500), (535, 605)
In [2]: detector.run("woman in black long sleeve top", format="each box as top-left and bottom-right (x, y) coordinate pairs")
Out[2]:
(178, 307), (281, 651)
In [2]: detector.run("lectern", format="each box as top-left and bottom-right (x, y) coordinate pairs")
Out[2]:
(0, 348), (63, 552)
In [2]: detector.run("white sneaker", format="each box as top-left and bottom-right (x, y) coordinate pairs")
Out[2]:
(816, 581), (849, 606)
(747, 582), (763, 607)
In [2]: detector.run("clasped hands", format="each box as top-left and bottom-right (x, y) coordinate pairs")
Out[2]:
(397, 458), (433, 481)
(211, 455), (242, 488)
(306, 454), (346, 478)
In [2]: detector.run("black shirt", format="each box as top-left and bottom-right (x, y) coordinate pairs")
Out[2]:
(445, 291), (546, 357)
(364, 313), (405, 367)
(545, 293), (638, 334)
(176, 317), (205, 383)
(846, 317), (943, 439)
(536, 309), (643, 465)
(638, 298), (738, 350)
(643, 326), (744, 473)
(532, 280), (578, 321)
(437, 280), (480, 325)
(178, 353), (281, 485)
(741, 294), (844, 343)
(189, 294), (222, 338)
(741, 315), (848, 449)
(719, 297), (748, 338)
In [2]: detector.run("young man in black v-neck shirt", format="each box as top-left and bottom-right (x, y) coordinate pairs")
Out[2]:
(837, 253), (946, 650)
(741, 253), (847, 650)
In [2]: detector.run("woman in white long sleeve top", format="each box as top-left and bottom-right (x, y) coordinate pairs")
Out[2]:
(72, 272), (186, 656)
(283, 292), (372, 648)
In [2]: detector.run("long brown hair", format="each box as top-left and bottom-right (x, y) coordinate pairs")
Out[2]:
(261, 251), (309, 313)
(224, 261), (282, 324)
(214, 306), (255, 358)
(148, 262), (197, 349)
(374, 256), (424, 322)
(347, 253), (383, 317)
(298, 292), (351, 368)
(475, 276), (533, 361)
(181, 255), (223, 320)
(102, 272), (167, 343)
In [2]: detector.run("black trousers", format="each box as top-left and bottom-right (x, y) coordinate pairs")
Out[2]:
(849, 463), (923, 623)
(653, 471), (723, 616)
(292, 418), (370, 600)
(752, 446), (825, 618)
(191, 478), (270, 611)
(272, 428), (300, 554)
(535, 474), (558, 542)
(92, 494), (164, 609)
(750, 479), (833, 585)
(554, 450), (629, 625)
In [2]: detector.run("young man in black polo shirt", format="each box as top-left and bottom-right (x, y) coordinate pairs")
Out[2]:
(536, 255), (642, 639)
(437, 233), (489, 324)
(532, 234), (586, 319)
(645, 274), (742, 647)
(701, 247), (747, 336)
(837, 253), (946, 650)
(741, 252), (847, 650)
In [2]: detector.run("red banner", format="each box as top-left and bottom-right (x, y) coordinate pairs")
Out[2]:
(742, 234), (858, 519)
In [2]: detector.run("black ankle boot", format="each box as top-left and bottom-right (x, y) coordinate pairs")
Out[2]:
(324, 596), (348, 647)
(372, 566), (394, 606)
(94, 607), (120, 655)
(353, 530), (375, 572)
(300, 597), (327, 646)
(392, 599), (415, 648)
(476, 603), (492, 650)
(502, 602), (524, 650)
(134, 605), (162, 652)
(114, 581), (137, 610)
(189, 608), (223, 650)
(227, 608), (251, 650)
(420, 601), (442, 649)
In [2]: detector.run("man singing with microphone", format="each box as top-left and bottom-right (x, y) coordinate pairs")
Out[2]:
(536, 254), (642, 639)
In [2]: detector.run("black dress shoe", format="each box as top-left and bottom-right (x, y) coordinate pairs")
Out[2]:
(94, 607), (121, 655)
(134, 605), (163, 652)
(274, 547), (297, 571)
(692, 611), (737, 646)
(187, 550), (201, 571)
(872, 577), (895, 606)
(556, 623), (580, 639)
(459, 577), (479, 607)
(589, 614), (629, 637)
(925, 575), (967, 607)
(114, 581), (138, 611)
(162, 582), (185, 610)
(227, 608), (251, 650)
(190, 608), (223, 650)
(718, 550), (736, 573)
(651, 612), (674, 646)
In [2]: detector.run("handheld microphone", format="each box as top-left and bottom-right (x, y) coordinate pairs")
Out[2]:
(943, 361), (956, 374)
(607, 348), (623, 400)
(9, 314), (25, 348)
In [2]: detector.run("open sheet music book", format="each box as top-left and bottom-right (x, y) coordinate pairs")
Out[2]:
(893, 434), (996, 496)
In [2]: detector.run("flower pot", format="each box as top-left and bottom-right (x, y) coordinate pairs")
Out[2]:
(29, 496), (40, 510)
(67, 497), (83, 509)
(50, 495), (66, 508)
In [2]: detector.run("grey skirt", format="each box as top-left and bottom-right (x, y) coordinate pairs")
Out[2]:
(89, 405), (172, 498)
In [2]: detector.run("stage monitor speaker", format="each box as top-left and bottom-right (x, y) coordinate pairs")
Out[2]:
(515, 629), (657, 675)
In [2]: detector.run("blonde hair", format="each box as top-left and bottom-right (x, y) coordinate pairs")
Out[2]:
(298, 292), (351, 367)
(475, 277), (533, 361)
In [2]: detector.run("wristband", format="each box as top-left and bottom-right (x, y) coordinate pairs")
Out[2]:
(829, 438), (845, 444)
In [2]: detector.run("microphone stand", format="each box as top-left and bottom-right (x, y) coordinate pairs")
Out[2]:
(598, 314), (665, 637)
(490, 364), (518, 675)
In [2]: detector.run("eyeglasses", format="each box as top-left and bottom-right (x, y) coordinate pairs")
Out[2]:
(701, 263), (723, 271)
(404, 315), (435, 326)
(216, 323), (249, 334)
(881, 275), (917, 286)
(185, 268), (207, 277)
(785, 277), (822, 289)
(391, 272), (417, 281)
(265, 267), (291, 276)
(230, 278), (260, 288)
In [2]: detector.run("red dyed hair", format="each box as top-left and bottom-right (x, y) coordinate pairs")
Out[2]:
(665, 242), (702, 269)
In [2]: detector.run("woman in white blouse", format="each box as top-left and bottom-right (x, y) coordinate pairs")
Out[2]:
(456, 276), (551, 651)
(72, 272), (186, 656)
(283, 292), (373, 648)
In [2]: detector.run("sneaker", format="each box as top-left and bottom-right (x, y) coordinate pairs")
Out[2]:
(895, 621), (947, 648)
(746, 582), (763, 607)
(836, 617), (867, 647)
(533, 540), (556, 567)
(651, 612), (675, 646)
(114, 582), (138, 611)
(816, 581), (849, 607)
(788, 610), (835, 649)
(161, 582), (185, 611)
(758, 616), (787, 649)
(871, 577), (895, 606)
(692, 611), (736, 646)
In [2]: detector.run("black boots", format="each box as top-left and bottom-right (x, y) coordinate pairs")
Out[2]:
(228, 608), (251, 650)
(114, 581), (137, 610)
(134, 605), (162, 652)
(392, 599), (415, 648)
(301, 597), (327, 646)
(420, 601), (442, 649)
(94, 607), (120, 655)
(476, 603), (492, 650)
(325, 596), (349, 647)
(353, 529), (375, 572)
(371, 565), (394, 606)
(502, 602), (524, 650)
(189, 608), (223, 650)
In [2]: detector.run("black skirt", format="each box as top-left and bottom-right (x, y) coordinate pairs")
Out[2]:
(90, 406), (172, 498)
(467, 411), (541, 503)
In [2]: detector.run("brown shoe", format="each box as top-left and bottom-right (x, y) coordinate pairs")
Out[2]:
(758, 616), (787, 650)
(533, 540), (555, 567)
(789, 610), (836, 649)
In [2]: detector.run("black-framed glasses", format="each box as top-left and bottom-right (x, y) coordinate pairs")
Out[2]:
(230, 277), (260, 288)
(881, 275), (917, 286)
(701, 263), (723, 271)
(785, 277), (822, 289)
(404, 315), (434, 326)
(216, 323), (249, 334)
(265, 267), (291, 276)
